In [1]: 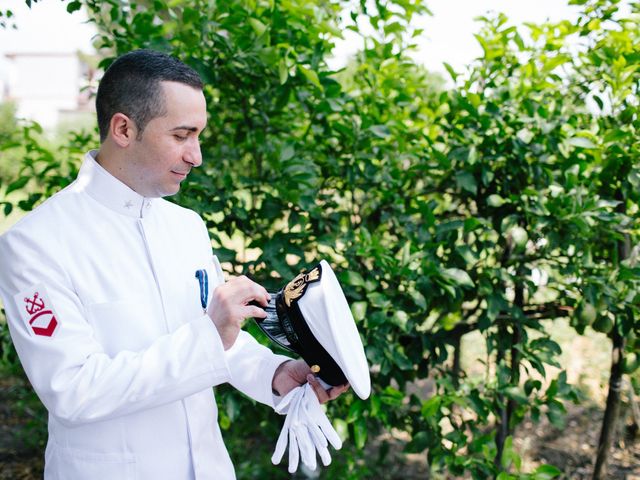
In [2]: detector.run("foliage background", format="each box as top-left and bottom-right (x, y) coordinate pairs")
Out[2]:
(0, 0), (639, 479)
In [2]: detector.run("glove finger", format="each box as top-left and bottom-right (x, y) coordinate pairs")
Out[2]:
(274, 386), (302, 414)
(312, 406), (342, 450)
(294, 424), (317, 471)
(288, 431), (300, 474)
(289, 404), (316, 466)
(285, 391), (305, 474)
(271, 419), (290, 465)
(317, 444), (332, 466)
(304, 386), (343, 450)
(307, 420), (328, 449)
(293, 401), (317, 471)
(272, 401), (296, 465)
(318, 418), (342, 450)
(301, 398), (328, 449)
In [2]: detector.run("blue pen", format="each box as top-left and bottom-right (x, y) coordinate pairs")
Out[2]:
(195, 269), (209, 313)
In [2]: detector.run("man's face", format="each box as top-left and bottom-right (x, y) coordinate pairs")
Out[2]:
(127, 81), (207, 198)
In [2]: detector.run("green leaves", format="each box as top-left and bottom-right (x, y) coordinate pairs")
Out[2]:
(441, 268), (475, 289)
(531, 464), (562, 480)
(297, 65), (323, 90)
(567, 136), (598, 149)
(248, 17), (267, 37)
(5, 176), (29, 196)
(2, 0), (638, 478)
(66, 1), (82, 13)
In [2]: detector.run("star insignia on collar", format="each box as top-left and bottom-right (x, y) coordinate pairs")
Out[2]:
(124, 200), (134, 209)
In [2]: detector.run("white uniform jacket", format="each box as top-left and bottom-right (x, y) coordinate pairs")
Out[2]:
(0, 151), (290, 480)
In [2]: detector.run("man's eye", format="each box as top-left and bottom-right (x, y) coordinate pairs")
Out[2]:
(174, 134), (188, 141)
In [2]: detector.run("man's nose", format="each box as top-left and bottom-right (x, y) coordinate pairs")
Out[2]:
(184, 140), (202, 167)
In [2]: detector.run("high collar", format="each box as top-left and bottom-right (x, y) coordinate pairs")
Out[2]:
(75, 150), (154, 218)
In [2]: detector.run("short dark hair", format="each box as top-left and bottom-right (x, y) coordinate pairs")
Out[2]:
(96, 49), (203, 142)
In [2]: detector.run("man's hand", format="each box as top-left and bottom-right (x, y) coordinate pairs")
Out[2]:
(272, 359), (350, 404)
(207, 276), (270, 350)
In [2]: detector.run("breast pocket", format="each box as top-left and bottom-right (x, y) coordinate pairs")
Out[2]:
(46, 444), (136, 480)
(86, 300), (163, 356)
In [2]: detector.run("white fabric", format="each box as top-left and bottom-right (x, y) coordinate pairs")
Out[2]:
(272, 383), (342, 473)
(298, 260), (371, 399)
(0, 151), (290, 480)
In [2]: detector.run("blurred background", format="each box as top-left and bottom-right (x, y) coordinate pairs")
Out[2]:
(0, 1), (638, 479)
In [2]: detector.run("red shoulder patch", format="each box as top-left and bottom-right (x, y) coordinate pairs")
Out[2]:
(14, 285), (60, 338)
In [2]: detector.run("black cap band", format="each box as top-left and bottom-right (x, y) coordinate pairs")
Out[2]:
(277, 292), (347, 386)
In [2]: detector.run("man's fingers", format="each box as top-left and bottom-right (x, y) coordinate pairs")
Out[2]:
(326, 386), (345, 401)
(243, 280), (270, 307)
(251, 292), (271, 307)
(306, 375), (351, 404)
(211, 276), (270, 318)
(246, 305), (268, 319)
(226, 275), (270, 305)
(208, 275), (271, 349)
(328, 383), (350, 400)
(306, 374), (330, 403)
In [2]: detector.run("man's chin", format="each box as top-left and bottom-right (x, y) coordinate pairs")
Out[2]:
(157, 185), (181, 198)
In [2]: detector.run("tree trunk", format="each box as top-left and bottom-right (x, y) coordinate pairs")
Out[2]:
(495, 324), (509, 468)
(628, 379), (640, 440)
(507, 284), (524, 437)
(452, 334), (461, 388)
(592, 329), (626, 480)
(593, 206), (630, 480)
(495, 283), (524, 471)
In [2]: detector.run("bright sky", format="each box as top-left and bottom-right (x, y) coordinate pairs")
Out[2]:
(0, 0), (96, 54)
(331, 0), (581, 74)
(408, 0), (580, 74)
(0, 1), (582, 69)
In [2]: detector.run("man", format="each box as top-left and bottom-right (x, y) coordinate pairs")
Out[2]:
(0, 49), (347, 479)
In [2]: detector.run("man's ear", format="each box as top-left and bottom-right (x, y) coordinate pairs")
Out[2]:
(109, 113), (138, 147)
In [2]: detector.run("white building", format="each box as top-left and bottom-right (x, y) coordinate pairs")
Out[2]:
(1, 51), (95, 129)
(0, 0), (98, 130)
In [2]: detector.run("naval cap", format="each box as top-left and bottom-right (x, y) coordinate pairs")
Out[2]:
(256, 260), (371, 399)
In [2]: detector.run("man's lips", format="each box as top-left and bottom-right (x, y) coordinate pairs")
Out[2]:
(171, 170), (189, 180)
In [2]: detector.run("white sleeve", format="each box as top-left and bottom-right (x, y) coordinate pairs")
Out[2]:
(224, 330), (292, 408)
(207, 245), (292, 408)
(0, 230), (232, 427)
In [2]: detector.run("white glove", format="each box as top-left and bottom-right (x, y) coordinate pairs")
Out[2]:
(271, 383), (342, 473)
(272, 385), (305, 473)
(299, 383), (342, 466)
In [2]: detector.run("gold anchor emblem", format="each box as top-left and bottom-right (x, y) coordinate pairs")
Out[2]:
(283, 266), (321, 307)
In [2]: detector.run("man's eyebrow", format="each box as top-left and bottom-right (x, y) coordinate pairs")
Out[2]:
(170, 126), (199, 132)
